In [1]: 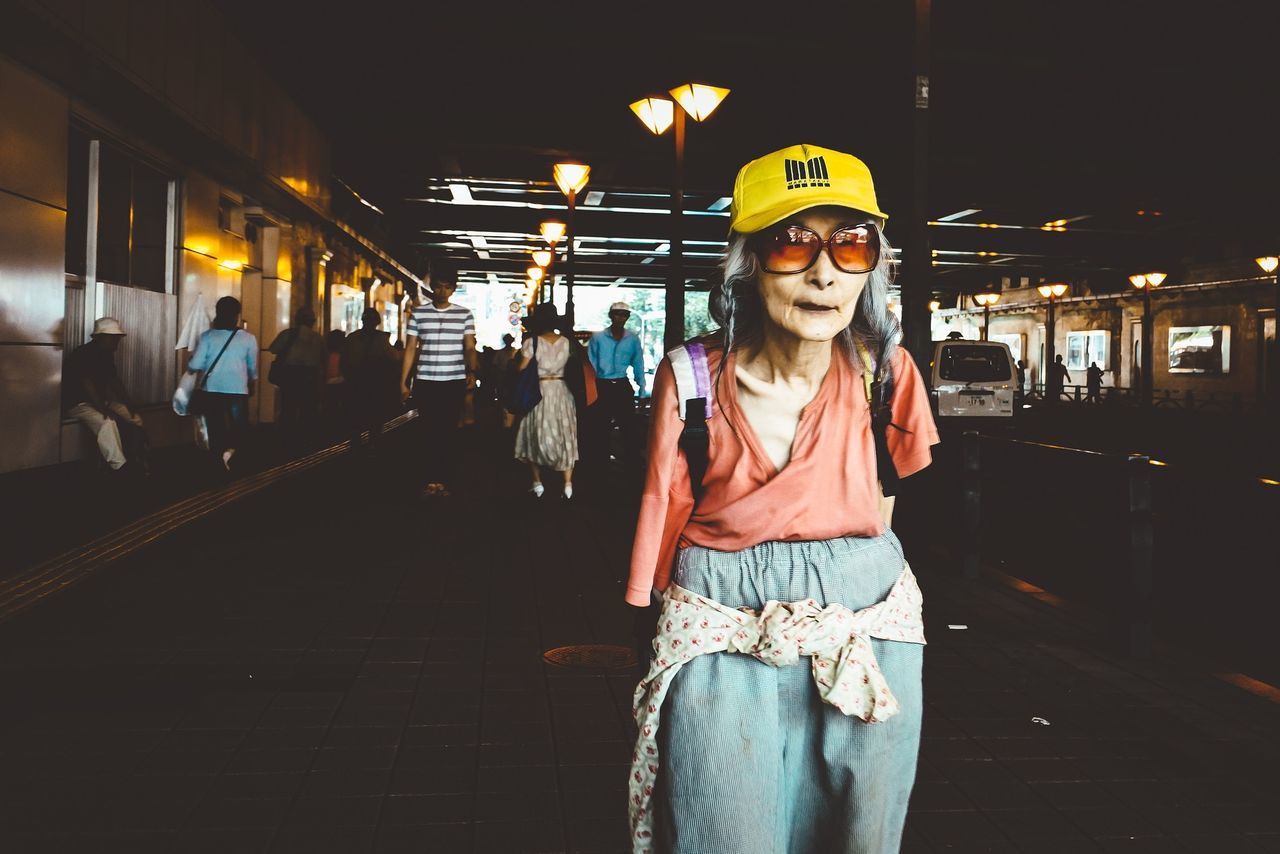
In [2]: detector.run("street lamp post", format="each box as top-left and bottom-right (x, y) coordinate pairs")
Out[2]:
(629, 83), (729, 351)
(552, 165), (590, 329)
(1037, 283), (1068, 403)
(1256, 256), (1278, 408)
(973, 290), (1001, 341)
(1128, 271), (1166, 407)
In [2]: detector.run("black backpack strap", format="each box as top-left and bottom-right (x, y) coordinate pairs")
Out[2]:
(678, 397), (710, 502)
(857, 340), (914, 498)
(667, 342), (714, 503)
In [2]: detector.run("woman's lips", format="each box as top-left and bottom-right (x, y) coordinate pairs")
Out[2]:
(796, 303), (836, 312)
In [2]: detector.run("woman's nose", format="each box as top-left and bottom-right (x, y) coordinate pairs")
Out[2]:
(806, 247), (838, 290)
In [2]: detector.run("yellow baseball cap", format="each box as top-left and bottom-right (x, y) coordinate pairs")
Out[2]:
(729, 143), (888, 234)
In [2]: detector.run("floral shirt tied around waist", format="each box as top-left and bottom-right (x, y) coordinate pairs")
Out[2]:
(628, 562), (927, 852)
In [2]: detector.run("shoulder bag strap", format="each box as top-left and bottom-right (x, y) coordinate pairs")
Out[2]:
(198, 329), (239, 390)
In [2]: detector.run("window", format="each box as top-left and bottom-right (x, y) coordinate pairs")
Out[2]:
(938, 344), (1013, 382)
(94, 142), (174, 292)
(1065, 330), (1107, 371)
(1168, 326), (1231, 374)
(989, 332), (1023, 360)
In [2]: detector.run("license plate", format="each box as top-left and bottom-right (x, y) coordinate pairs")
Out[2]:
(961, 393), (991, 407)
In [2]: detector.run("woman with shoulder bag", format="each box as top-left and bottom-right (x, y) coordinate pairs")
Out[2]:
(186, 296), (258, 472)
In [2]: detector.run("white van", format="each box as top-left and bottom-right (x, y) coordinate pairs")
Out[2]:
(930, 339), (1017, 418)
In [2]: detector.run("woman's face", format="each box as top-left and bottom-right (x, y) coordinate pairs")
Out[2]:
(754, 206), (874, 345)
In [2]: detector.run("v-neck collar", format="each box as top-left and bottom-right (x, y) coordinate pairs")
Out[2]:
(722, 349), (843, 479)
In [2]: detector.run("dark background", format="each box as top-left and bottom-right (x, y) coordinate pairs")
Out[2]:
(213, 0), (1280, 265)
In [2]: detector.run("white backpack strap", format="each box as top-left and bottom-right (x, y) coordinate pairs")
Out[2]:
(666, 342), (713, 420)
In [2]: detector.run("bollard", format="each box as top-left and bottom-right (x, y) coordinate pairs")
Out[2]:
(962, 430), (981, 580)
(1126, 454), (1154, 657)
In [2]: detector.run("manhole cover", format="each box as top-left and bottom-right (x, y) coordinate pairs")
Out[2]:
(543, 644), (637, 669)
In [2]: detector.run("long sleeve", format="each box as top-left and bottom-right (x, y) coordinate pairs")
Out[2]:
(630, 336), (647, 396)
(626, 358), (695, 605)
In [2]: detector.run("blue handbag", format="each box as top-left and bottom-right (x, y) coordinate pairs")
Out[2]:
(507, 336), (542, 415)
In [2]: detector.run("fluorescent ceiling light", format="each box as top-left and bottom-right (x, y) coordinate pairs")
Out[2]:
(654, 242), (670, 254)
(641, 257), (655, 264)
(937, 208), (981, 222)
(468, 234), (491, 259)
(708, 196), (732, 211)
(583, 190), (606, 206)
(449, 184), (474, 203)
(408, 197), (729, 217)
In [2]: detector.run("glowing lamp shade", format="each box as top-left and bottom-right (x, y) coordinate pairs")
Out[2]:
(1144, 271), (1167, 287)
(553, 162), (591, 197)
(532, 250), (552, 268)
(1129, 273), (1148, 288)
(928, 299), (941, 313)
(669, 83), (730, 122)
(973, 292), (1001, 307)
(1037, 283), (1068, 298)
(526, 266), (544, 282)
(1256, 255), (1279, 274)
(629, 97), (675, 135)
(539, 221), (566, 246)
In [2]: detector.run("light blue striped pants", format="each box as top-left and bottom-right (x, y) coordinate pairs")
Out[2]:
(652, 531), (923, 854)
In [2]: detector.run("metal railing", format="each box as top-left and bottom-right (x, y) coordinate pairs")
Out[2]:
(1023, 383), (1261, 413)
(946, 430), (1280, 666)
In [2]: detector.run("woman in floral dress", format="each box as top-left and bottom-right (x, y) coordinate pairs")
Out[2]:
(513, 305), (578, 498)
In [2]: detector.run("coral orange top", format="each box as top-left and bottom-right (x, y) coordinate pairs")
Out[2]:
(625, 344), (940, 606)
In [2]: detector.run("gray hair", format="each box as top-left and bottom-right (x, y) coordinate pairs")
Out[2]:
(709, 221), (902, 394)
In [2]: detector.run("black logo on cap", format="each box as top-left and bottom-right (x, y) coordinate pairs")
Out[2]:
(784, 156), (830, 190)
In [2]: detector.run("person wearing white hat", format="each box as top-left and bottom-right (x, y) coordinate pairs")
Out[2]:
(63, 317), (147, 472)
(586, 300), (646, 466)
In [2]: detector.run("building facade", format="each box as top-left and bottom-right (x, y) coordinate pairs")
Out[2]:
(0, 0), (418, 475)
(931, 261), (1277, 409)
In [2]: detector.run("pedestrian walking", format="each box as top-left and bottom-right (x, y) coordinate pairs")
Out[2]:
(513, 304), (579, 498)
(342, 307), (399, 449)
(64, 317), (150, 477)
(1016, 359), (1027, 396)
(186, 296), (258, 472)
(625, 144), (940, 853)
(399, 261), (477, 497)
(586, 301), (646, 466)
(1086, 361), (1104, 403)
(1047, 354), (1072, 401)
(268, 306), (325, 448)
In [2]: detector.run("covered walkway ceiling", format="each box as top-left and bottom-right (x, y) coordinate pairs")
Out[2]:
(216, 1), (1279, 290)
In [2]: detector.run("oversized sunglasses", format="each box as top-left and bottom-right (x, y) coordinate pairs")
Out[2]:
(752, 223), (880, 275)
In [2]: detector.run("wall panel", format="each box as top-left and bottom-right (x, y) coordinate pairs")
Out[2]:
(0, 191), (67, 344)
(0, 55), (69, 208)
(98, 282), (177, 405)
(0, 344), (63, 472)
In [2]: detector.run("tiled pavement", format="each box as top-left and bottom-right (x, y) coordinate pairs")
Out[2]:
(0, 424), (1277, 853)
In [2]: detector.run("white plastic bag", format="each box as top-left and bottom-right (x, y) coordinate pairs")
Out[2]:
(193, 414), (210, 450)
(172, 371), (198, 416)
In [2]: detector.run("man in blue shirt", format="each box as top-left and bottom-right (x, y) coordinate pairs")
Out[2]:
(586, 301), (646, 467)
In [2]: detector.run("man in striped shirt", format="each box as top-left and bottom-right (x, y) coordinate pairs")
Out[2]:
(400, 262), (477, 496)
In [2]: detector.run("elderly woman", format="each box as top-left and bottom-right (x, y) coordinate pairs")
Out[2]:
(626, 145), (940, 854)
